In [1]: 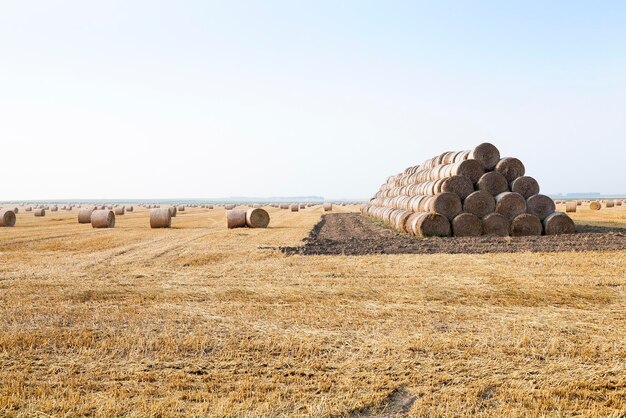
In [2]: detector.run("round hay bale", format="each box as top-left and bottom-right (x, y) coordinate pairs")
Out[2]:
(127, 206), (134, 212)
(495, 192), (527, 221)
(34, 209), (45, 217)
(463, 191), (496, 218)
(91, 210), (115, 228)
(77, 209), (94, 224)
(428, 192), (462, 220)
(114, 206), (125, 216)
(409, 212), (451, 237)
(299, 204), (306, 209)
(469, 142), (501, 170)
(605, 200), (614, 208)
(225, 204), (236, 210)
(323, 203), (333, 212)
(482, 213), (509, 236)
(565, 201), (577, 213)
(511, 176), (539, 199)
(150, 208), (172, 228)
(13, 208), (19, 214)
(290, 204), (299, 212)
(178, 206), (185, 212)
(168, 206), (177, 217)
(208, 205), (214, 209)
(25, 207), (32, 212)
(616, 200), (622, 207)
(526, 194), (556, 220)
(495, 157), (525, 182)
(0, 210), (16, 227)
(543, 212), (575, 235)
(454, 159), (485, 184)
(477, 172), (509, 196)
(389, 209), (413, 233)
(441, 175), (474, 200)
(227, 209), (247, 229)
(589, 201), (601, 210)
(451, 213), (482, 237)
(246, 208), (270, 228)
(510, 213), (542, 236)
(51, 206), (58, 212)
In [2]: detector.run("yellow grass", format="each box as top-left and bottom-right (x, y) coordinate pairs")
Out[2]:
(0, 204), (625, 417)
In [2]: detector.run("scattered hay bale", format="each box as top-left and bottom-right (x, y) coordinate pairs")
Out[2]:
(495, 192), (527, 221)
(246, 208), (270, 228)
(114, 207), (125, 215)
(510, 176), (539, 199)
(51, 206), (58, 212)
(616, 200), (622, 206)
(589, 201), (601, 210)
(463, 191), (496, 218)
(279, 204), (289, 209)
(168, 206), (177, 217)
(127, 206), (134, 212)
(77, 209), (93, 224)
(427, 192), (462, 220)
(543, 212), (575, 235)
(510, 213), (542, 236)
(495, 158), (525, 182)
(178, 206), (185, 212)
(290, 204), (299, 212)
(451, 213), (482, 237)
(565, 201), (577, 213)
(25, 207), (32, 212)
(441, 175), (474, 200)
(409, 212), (451, 237)
(526, 194), (556, 220)
(150, 208), (172, 228)
(469, 142), (501, 170)
(227, 209), (247, 229)
(605, 200), (615, 208)
(13, 208), (19, 214)
(0, 210), (16, 227)
(91, 210), (115, 228)
(477, 171), (509, 196)
(481, 213), (509, 236)
(34, 209), (45, 217)
(323, 203), (333, 212)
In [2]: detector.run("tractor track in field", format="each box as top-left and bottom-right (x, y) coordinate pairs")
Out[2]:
(281, 213), (626, 256)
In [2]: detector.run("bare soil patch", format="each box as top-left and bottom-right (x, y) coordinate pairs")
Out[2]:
(281, 213), (626, 255)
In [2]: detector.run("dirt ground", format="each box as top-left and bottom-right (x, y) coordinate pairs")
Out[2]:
(282, 213), (626, 255)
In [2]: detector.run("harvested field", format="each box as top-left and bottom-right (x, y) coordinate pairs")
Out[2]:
(0, 204), (625, 416)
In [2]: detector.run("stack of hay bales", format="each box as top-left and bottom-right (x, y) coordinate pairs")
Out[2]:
(362, 143), (575, 237)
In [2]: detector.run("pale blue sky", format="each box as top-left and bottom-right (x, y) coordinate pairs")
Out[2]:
(1, 1), (624, 200)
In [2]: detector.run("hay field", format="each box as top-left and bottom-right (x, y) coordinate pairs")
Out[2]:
(0, 204), (624, 417)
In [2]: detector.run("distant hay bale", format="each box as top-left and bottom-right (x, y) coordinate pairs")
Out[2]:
(495, 158), (525, 182)
(51, 206), (58, 212)
(227, 209), (247, 229)
(91, 210), (115, 228)
(208, 205), (214, 209)
(408, 212), (451, 237)
(77, 209), (94, 224)
(477, 171), (509, 196)
(510, 213), (542, 236)
(290, 204), (299, 212)
(616, 200), (622, 206)
(178, 206), (185, 212)
(225, 204), (236, 210)
(605, 200), (614, 208)
(469, 142), (501, 170)
(441, 175), (474, 200)
(299, 204), (306, 209)
(34, 209), (45, 217)
(0, 210), (16, 227)
(168, 206), (177, 217)
(510, 176), (540, 199)
(495, 192), (527, 221)
(526, 194), (556, 220)
(13, 207), (19, 214)
(25, 207), (32, 212)
(114, 206), (125, 215)
(565, 201), (577, 213)
(246, 208), (270, 228)
(543, 212), (575, 235)
(463, 191), (496, 218)
(150, 208), (172, 228)
(481, 213), (509, 236)
(427, 192), (462, 220)
(451, 213), (482, 237)
(589, 201), (601, 210)
(127, 206), (134, 212)
(323, 203), (333, 212)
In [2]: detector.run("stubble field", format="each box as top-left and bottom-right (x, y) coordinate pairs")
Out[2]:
(0, 204), (624, 417)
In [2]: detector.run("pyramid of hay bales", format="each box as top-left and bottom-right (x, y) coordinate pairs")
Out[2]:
(362, 143), (575, 237)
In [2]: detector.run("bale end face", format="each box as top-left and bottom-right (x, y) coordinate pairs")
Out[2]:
(469, 142), (501, 170)
(451, 213), (482, 237)
(589, 201), (602, 211)
(495, 192), (527, 221)
(543, 212), (575, 235)
(526, 194), (556, 221)
(0, 210), (16, 227)
(481, 213), (509, 236)
(495, 157), (525, 182)
(246, 208), (270, 228)
(411, 212), (451, 237)
(463, 191), (496, 218)
(510, 213), (542, 236)
(511, 176), (540, 199)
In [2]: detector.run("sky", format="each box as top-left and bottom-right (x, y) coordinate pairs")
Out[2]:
(1, 0), (625, 200)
